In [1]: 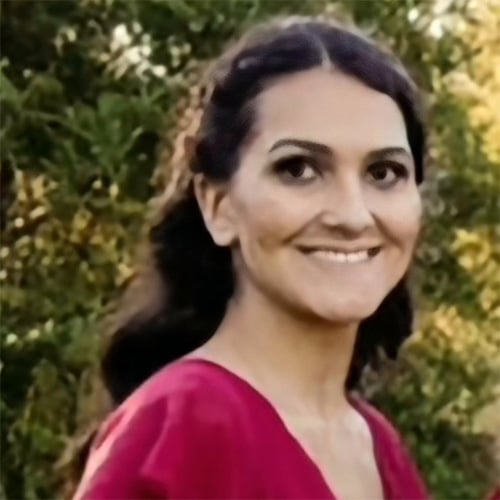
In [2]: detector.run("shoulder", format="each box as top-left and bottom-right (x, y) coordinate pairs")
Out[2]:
(95, 358), (250, 449)
(75, 359), (255, 499)
(122, 357), (253, 430)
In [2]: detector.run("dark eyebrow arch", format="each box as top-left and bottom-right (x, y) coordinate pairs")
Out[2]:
(365, 147), (412, 163)
(268, 138), (333, 156)
(269, 140), (413, 165)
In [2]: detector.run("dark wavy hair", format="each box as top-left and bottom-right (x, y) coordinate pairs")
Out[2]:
(102, 17), (425, 405)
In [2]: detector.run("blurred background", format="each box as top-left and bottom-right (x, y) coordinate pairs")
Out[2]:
(1, 0), (499, 499)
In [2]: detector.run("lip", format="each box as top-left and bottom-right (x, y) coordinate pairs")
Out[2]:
(297, 245), (382, 256)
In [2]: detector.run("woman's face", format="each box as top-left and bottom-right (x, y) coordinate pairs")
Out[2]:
(204, 68), (422, 323)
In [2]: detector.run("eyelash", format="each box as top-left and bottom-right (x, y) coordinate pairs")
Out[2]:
(367, 161), (409, 187)
(272, 155), (320, 183)
(271, 156), (409, 187)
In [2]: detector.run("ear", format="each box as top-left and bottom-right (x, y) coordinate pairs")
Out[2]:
(193, 174), (237, 247)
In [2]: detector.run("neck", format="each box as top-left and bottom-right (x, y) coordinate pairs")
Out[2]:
(201, 284), (359, 419)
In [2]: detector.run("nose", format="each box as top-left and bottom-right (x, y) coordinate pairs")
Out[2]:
(320, 177), (375, 235)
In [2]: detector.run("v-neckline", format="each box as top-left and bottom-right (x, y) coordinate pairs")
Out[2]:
(180, 357), (387, 500)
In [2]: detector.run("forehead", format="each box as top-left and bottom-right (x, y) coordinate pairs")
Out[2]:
(252, 68), (409, 155)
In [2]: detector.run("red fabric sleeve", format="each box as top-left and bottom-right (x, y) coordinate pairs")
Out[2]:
(72, 397), (169, 499)
(73, 379), (258, 499)
(139, 387), (258, 498)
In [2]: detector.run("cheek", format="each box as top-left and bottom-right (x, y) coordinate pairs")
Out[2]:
(380, 187), (422, 249)
(233, 186), (313, 251)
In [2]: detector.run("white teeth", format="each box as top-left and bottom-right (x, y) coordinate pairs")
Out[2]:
(310, 249), (371, 264)
(346, 253), (360, 263)
(337, 253), (348, 263)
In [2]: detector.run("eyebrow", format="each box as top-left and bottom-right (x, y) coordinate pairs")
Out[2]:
(365, 147), (413, 163)
(269, 138), (332, 156)
(268, 138), (412, 163)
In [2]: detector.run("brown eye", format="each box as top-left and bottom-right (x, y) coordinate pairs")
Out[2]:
(273, 155), (318, 182)
(367, 161), (408, 188)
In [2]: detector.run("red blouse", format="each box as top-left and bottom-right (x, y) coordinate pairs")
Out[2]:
(74, 358), (429, 499)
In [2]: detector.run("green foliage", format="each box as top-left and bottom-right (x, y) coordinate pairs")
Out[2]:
(1, 1), (498, 498)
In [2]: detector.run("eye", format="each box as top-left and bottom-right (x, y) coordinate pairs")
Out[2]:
(272, 155), (319, 183)
(367, 161), (409, 188)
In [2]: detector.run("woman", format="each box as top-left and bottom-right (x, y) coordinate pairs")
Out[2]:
(74, 16), (428, 499)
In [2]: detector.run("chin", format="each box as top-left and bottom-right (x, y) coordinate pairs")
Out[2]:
(312, 297), (382, 324)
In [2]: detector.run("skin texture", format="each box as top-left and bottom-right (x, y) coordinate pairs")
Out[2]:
(193, 68), (422, 499)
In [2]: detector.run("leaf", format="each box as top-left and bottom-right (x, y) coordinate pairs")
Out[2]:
(0, 69), (22, 107)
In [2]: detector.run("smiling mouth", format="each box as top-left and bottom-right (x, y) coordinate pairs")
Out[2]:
(299, 246), (382, 264)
